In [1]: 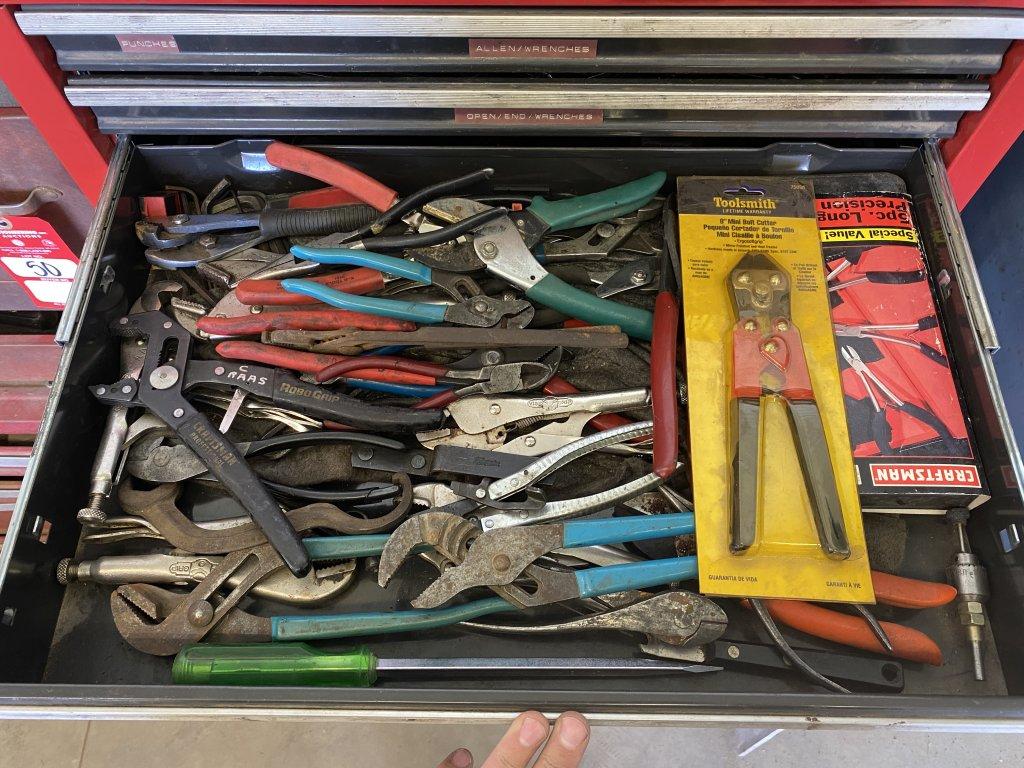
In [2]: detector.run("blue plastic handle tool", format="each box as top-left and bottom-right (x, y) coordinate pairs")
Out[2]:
(561, 512), (695, 548)
(347, 379), (450, 397)
(291, 246), (433, 285)
(282, 279), (449, 324)
(271, 596), (515, 640)
(574, 556), (698, 599)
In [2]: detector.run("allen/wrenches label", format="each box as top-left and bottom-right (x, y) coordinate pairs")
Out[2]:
(454, 109), (604, 126)
(468, 38), (598, 59)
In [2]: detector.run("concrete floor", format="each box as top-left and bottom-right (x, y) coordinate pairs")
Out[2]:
(2, 719), (1024, 767)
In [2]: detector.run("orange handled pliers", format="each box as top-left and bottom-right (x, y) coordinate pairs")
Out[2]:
(756, 571), (957, 666)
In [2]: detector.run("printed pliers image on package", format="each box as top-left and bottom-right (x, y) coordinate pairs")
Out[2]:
(729, 252), (850, 560)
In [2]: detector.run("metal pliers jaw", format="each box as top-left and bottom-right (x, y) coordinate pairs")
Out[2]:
(111, 544), (282, 656)
(728, 252), (850, 560)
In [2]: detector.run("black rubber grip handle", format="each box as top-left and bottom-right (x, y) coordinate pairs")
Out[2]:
(176, 409), (311, 577)
(258, 204), (376, 239)
(270, 371), (445, 433)
(916, 342), (949, 367)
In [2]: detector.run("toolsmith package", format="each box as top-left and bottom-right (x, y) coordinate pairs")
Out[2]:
(814, 174), (988, 511)
(678, 177), (873, 603)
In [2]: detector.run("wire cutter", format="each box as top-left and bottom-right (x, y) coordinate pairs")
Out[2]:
(378, 510), (696, 609)
(417, 173), (665, 340)
(729, 252), (850, 559)
(840, 345), (959, 454)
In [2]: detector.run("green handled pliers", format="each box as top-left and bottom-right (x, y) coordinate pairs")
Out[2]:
(424, 172), (665, 340)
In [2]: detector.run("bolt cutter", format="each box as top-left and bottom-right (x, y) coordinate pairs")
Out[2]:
(417, 173), (666, 339)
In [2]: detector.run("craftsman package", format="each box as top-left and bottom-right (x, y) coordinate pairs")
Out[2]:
(814, 174), (989, 511)
(677, 176), (873, 603)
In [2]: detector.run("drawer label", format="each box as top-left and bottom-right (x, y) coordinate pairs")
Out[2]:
(0, 217), (78, 310)
(454, 109), (603, 126)
(116, 34), (179, 54)
(468, 38), (597, 59)
(869, 463), (982, 488)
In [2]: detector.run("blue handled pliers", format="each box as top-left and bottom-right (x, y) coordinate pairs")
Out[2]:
(283, 247), (535, 328)
(110, 522), (695, 654)
(378, 510), (697, 609)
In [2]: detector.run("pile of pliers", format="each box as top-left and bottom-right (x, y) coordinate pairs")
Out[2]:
(65, 144), (958, 694)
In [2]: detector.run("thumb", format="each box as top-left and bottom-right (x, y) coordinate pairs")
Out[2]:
(437, 748), (474, 768)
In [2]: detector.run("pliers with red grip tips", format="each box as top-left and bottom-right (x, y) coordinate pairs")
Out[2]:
(213, 341), (437, 387)
(237, 268), (387, 306)
(316, 349), (559, 401)
(197, 308), (414, 338)
(757, 571), (958, 666)
(729, 252), (849, 560)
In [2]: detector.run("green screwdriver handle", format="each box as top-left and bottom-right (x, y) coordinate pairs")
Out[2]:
(527, 172), (667, 232)
(173, 643), (379, 687)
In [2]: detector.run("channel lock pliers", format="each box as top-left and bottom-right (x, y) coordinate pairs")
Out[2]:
(281, 278), (534, 329)
(288, 246), (484, 302)
(378, 511), (696, 609)
(419, 173), (666, 340)
(729, 252), (850, 560)
(110, 541), (703, 656)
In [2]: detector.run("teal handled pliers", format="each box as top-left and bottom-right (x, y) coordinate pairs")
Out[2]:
(378, 510), (696, 609)
(424, 172), (665, 340)
(288, 245), (481, 302)
(281, 247), (534, 328)
(111, 514), (694, 655)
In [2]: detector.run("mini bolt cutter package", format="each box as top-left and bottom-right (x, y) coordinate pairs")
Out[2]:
(677, 176), (873, 603)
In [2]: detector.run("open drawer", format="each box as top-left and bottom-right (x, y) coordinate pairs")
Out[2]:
(0, 137), (1021, 725)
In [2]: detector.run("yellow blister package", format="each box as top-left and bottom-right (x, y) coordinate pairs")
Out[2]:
(677, 176), (874, 603)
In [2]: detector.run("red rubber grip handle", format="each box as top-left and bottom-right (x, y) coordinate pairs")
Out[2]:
(287, 186), (364, 209)
(872, 571), (958, 609)
(214, 341), (432, 385)
(651, 291), (680, 478)
(265, 142), (398, 212)
(198, 310), (413, 336)
(236, 268), (385, 306)
(759, 599), (943, 666)
(315, 355), (445, 384)
(215, 341), (350, 375)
